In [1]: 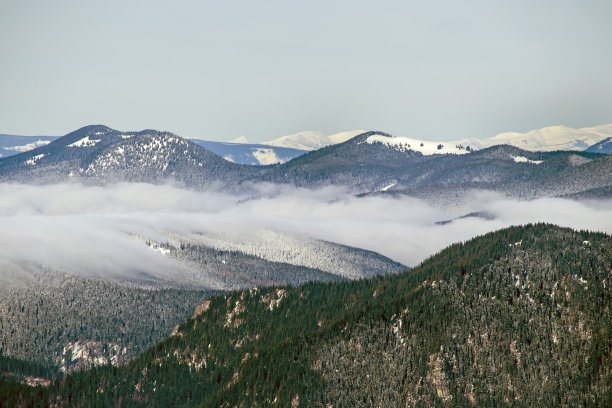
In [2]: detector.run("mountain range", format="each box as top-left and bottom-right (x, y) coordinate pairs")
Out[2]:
(1, 124), (611, 166)
(0, 132), (307, 166)
(241, 124), (612, 152)
(455, 124), (612, 152)
(1, 125), (611, 204)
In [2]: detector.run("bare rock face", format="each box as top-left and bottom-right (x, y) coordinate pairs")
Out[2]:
(57, 340), (128, 374)
(426, 348), (452, 403)
(192, 299), (211, 320)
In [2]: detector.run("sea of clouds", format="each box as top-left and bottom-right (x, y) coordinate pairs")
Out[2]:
(1, 182), (611, 286)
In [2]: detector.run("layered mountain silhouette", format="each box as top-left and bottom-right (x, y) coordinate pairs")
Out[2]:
(1, 125), (611, 202)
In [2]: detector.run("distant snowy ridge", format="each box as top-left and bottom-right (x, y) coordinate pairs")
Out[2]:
(263, 130), (365, 150)
(456, 124), (612, 152)
(0, 135), (58, 159)
(5, 139), (52, 152)
(260, 124), (612, 154)
(189, 139), (306, 165)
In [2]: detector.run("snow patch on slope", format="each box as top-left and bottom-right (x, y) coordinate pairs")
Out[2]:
(252, 148), (282, 165)
(145, 240), (171, 256)
(68, 136), (101, 148)
(366, 135), (470, 155)
(380, 182), (396, 192)
(511, 155), (542, 164)
(84, 133), (202, 176)
(25, 154), (45, 165)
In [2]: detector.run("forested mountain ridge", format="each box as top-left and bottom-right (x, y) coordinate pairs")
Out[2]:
(2, 126), (612, 201)
(18, 223), (610, 407)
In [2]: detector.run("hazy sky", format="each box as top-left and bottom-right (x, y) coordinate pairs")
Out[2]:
(1, 1), (611, 142)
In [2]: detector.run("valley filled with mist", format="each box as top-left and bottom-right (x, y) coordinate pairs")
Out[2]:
(2, 181), (612, 284)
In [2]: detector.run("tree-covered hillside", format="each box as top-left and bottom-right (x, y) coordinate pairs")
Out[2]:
(8, 224), (612, 407)
(0, 271), (217, 374)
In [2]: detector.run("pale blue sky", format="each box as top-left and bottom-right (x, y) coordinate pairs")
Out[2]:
(1, 1), (611, 142)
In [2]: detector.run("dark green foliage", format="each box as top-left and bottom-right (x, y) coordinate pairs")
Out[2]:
(0, 376), (49, 408)
(0, 355), (59, 380)
(7, 224), (612, 407)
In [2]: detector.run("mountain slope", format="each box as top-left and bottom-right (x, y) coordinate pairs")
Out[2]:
(0, 132), (308, 166)
(585, 136), (612, 154)
(0, 125), (255, 188)
(0, 214), (405, 374)
(34, 224), (611, 407)
(261, 132), (612, 200)
(189, 139), (307, 165)
(171, 229), (405, 281)
(0, 267), (216, 375)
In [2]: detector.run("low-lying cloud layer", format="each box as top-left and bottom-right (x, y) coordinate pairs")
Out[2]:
(1, 182), (611, 286)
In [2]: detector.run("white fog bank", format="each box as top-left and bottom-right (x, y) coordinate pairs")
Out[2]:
(1, 183), (611, 284)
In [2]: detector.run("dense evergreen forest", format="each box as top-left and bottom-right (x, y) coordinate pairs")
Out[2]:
(0, 273), (218, 373)
(3, 223), (610, 407)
